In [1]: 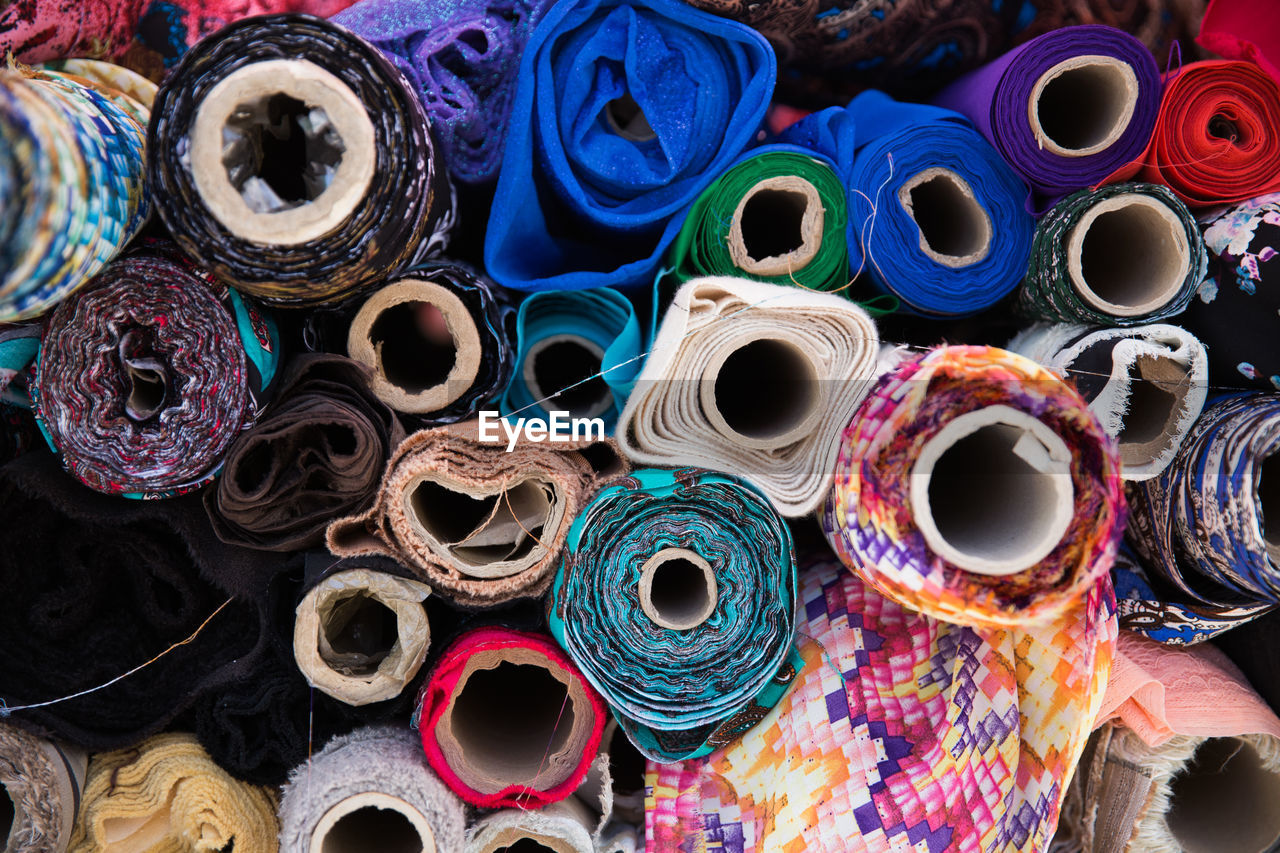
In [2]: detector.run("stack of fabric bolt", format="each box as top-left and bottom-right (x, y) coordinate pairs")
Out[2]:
(4, 0), (1280, 850)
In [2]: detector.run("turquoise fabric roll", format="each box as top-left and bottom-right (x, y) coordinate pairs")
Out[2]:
(548, 467), (800, 763)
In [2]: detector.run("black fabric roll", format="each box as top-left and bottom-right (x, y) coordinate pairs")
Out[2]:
(147, 14), (456, 308)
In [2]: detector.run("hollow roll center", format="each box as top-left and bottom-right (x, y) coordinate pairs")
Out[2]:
(912, 407), (1074, 576)
(369, 301), (457, 394)
(119, 328), (170, 422)
(1167, 738), (1280, 853)
(449, 661), (576, 789)
(741, 189), (806, 260)
(407, 477), (552, 570)
(898, 168), (992, 268)
(1116, 356), (1190, 469)
(320, 592), (398, 677)
(709, 338), (819, 446)
(525, 335), (611, 419)
(1259, 454), (1280, 565)
(604, 91), (656, 142)
(1032, 56), (1139, 156)
(639, 548), (718, 631)
(313, 794), (436, 853)
(497, 840), (558, 853)
(1069, 194), (1190, 317)
(222, 92), (344, 210)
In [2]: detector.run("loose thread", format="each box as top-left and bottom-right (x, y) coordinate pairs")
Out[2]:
(515, 683), (572, 811)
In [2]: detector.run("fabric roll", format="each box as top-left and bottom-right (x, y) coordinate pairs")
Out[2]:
(0, 724), (85, 853)
(328, 423), (626, 607)
(617, 277), (879, 517)
(1112, 543), (1260, 644)
(1106, 60), (1280, 209)
(483, 0), (775, 291)
(415, 627), (607, 808)
(550, 468), (800, 763)
(0, 450), (277, 750)
(466, 807), (594, 853)
(331, 0), (551, 184)
(67, 733), (279, 853)
(1017, 184), (1206, 326)
(1008, 323), (1208, 480)
(0, 62), (150, 323)
(1181, 194), (1280, 393)
(663, 145), (850, 293)
(1215, 607), (1280, 720)
(1127, 393), (1280, 634)
(822, 345), (1125, 627)
(501, 288), (641, 434)
(205, 353), (403, 551)
(148, 14), (455, 307)
(1054, 724), (1280, 853)
(647, 551), (1116, 853)
(31, 244), (279, 499)
(778, 92), (1033, 317)
(279, 725), (465, 853)
(345, 263), (517, 422)
(934, 26), (1160, 206)
(1198, 0), (1280, 81)
(294, 556), (432, 707)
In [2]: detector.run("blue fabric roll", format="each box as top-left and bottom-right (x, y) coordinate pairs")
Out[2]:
(501, 287), (641, 433)
(484, 0), (775, 291)
(779, 91), (1034, 317)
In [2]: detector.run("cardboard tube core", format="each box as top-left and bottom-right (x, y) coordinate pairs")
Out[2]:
(1031, 55), (1139, 156)
(911, 406), (1074, 576)
(1259, 455), (1280, 566)
(348, 279), (484, 414)
(190, 59), (375, 245)
(1068, 194), (1191, 317)
(638, 548), (718, 631)
(1116, 356), (1192, 470)
(440, 653), (592, 796)
(312, 793), (437, 853)
(898, 168), (993, 268)
(605, 92), (656, 142)
(525, 335), (612, 419)
(728, 177), (824, 276)
(1166, 738), (1280, 853)
(703, 337), (822, 449)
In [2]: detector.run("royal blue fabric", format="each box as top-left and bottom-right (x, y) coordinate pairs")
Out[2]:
(484, 0), (775, 291)
(779, 90), (1033, 317)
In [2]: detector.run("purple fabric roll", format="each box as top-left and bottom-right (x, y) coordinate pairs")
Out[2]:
(934, 24), (1160, 209)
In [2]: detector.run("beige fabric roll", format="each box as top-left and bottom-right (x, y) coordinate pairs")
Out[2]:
(0, 723), (85, 853)
(616, 276), (879, 516)
(67, 733), (278, 853)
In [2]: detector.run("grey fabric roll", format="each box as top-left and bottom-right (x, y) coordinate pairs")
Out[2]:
(0, 724), (85, 853)
(278, 725), (466, 853)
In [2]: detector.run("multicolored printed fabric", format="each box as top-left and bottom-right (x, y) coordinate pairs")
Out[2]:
(1112, 543), (1260, 644)
(646, 553), (1117, 853)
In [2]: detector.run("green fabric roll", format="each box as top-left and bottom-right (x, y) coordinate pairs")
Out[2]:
(664, 145), (849, 293)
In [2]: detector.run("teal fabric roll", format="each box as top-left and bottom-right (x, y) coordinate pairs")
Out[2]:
(500, 288), (642, 433)
(548, 468), (800, 763)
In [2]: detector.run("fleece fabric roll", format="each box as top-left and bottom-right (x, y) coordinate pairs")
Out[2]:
(416, 628), (607, 808)
(31, 244), (279, 499)
(663, 145), (850, 293)
(823, 345), (1125, 627)
(617, 277), (879, 517)
(328, 423), (626, 607)
(1127, 393), (1280, 634)
(332, 0), (551, 184)
(778, 92), (1033, 317)
(647, 552), (1116, 853)
(501, 288), (642, 434)
(1181, 194), (1280, 393)
(294, 555), (432, 707)
(1008, 323), (1208, 480)
(1017, 184), (1206, 326)
(0, 450), (276, 750)
(279, 725), (465, 853)
(0, 62), (150, 322)
(934, 25), (1160, 207)
(0, 724), (85, 853)
(483, 0), (775, 291)
(67, 733), (279, 853)
(345, 263), (517, 423)
(1106, 60), (1280, 209)
(550, 468), (800, 763)
(148, 14), (455, 307)
(206, 354), (403, 551)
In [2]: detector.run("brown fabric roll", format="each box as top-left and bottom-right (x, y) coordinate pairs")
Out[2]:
(206, 354), (405, 552)
(327, 421), (626, 607)
(0, 724), (85, 853)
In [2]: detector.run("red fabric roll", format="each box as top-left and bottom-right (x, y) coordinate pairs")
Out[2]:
(415, 627), (606, 809)
(1199, 0), (1280, 82)
(1105, 59), (1280, 208)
